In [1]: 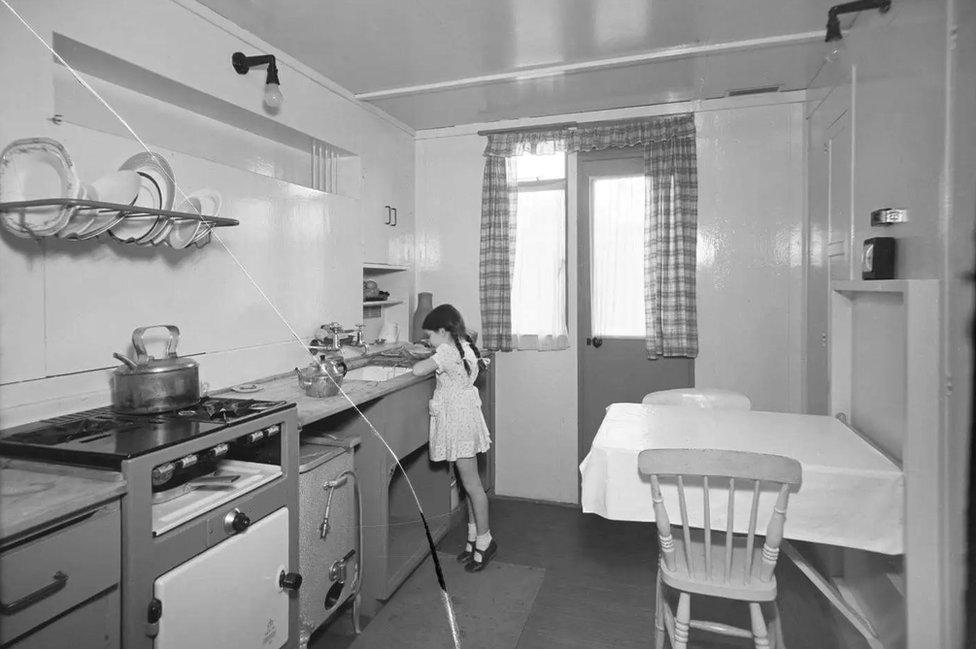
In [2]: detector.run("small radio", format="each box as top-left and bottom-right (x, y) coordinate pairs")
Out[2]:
(861, 237), (896, 280)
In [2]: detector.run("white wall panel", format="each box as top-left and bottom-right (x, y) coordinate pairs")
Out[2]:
(695, 104), (806, 412)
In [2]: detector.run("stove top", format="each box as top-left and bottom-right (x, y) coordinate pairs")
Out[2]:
(0, 398), (292, 468)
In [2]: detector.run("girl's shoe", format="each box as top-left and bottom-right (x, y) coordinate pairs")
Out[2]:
(456, 540), (475, 564)
(464, 540), (497, 572)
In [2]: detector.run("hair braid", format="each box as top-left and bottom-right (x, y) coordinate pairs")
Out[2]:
(450, 327), (472, 375)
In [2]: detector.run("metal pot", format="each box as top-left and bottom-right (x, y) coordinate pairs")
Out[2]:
(295, 355), (346, 399)
(112, 325), (201, 414)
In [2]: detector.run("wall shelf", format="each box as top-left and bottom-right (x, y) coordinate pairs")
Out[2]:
(363, 263), (409, 273)
(362, 300), (403, 308)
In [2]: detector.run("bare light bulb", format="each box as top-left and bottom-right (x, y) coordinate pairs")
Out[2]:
(264, 83), (283, 108)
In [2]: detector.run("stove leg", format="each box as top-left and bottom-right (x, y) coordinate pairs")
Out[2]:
(352, 593), (362, 634)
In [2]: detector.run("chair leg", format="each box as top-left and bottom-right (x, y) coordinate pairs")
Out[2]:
(772, 602), (785, 649)
(654, 570), (666, 649)
(749, 602), (770, 649)
(674, 592), (690, 649)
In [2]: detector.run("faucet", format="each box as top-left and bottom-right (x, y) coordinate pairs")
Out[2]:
(312, 322), (369, 357)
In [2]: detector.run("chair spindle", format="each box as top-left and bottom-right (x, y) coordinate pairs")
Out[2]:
(724, 477), (735, 583)
(649, 475), (676, 571)
(744, 479), (761, 582)
(703, 475), (711, 577)
(676, 475), (693, 571)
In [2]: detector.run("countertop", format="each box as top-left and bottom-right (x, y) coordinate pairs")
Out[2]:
(0, 458), (126, 545)
(218, 351), (434, 429)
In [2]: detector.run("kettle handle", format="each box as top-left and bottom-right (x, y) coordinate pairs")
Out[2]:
(132, 325), (181, 362)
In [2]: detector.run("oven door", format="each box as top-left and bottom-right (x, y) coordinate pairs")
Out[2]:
(154, 507), (290, 649)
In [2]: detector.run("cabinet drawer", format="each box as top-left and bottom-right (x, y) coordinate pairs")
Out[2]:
(8, 588), (119, 649)
(0, 501), (120, 644)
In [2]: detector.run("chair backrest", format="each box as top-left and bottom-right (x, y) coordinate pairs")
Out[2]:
(637, 448), (802, 583)
(641, 388), (752, 410)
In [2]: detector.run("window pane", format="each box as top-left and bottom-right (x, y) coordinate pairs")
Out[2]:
(512, 187), (567, 337)
(591, 175), (646, 337)
(514, 152), (565, 182)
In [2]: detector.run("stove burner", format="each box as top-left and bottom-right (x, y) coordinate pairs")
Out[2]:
(178, 398), (289, 423)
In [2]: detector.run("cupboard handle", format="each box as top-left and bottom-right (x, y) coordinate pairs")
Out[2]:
(0, 571), (68, 614)
(391, 208), (398, 227)
(384, 206), (391, 225)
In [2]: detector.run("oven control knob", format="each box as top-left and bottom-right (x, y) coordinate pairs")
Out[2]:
(279, 571), (303, 592)
(224, 509), (251, 534)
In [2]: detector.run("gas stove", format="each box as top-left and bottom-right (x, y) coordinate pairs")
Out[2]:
(1, 395), (303, 649)
(0, 397), (291, 468)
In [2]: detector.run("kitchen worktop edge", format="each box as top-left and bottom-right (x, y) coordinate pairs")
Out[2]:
(0, 458), (127, 545)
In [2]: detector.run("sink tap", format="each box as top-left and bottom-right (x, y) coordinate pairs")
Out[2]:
(343, 324), (370, 356)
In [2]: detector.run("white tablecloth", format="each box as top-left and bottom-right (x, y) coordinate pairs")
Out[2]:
(580, 403), (904, 554)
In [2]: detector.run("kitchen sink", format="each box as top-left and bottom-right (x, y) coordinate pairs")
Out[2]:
(344, 365), (412, 382)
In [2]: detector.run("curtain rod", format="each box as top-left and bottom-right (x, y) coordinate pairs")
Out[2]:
(475, 114), (689, 137)
(476, 121), (578, 136)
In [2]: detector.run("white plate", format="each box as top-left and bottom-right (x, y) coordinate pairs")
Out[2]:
(230, 384), (262, 393)
(167, 196), (202, 249)
(0, 137), (80, 238)
(118, 152), (175, 210)
(66, 170), (141, 240)
(168, 190), (220, 249)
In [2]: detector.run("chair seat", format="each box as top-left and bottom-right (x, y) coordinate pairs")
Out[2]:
(659, 530), (777, 601)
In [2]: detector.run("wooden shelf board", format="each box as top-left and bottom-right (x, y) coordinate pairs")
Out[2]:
(362, 300), (404, 308)
(363, 263), (410, 273)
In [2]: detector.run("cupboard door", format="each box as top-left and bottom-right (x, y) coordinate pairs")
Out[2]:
(362, 159), (394, 264)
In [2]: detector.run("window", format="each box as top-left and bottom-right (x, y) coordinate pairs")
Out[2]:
(590, 175), (647, 337)
(510, 152), (568, 345)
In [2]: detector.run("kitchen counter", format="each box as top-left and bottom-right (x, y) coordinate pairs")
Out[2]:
(0, 458), (126, 544)
(219, 353), (434, 429)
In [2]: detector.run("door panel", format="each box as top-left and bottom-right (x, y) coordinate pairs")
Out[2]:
(154, 507), (290, 649)
(577, 154), (693, 468)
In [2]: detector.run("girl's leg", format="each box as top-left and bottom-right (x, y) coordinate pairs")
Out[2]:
(454, 457), (488, 535)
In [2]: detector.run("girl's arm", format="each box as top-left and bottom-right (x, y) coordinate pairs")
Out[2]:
(412, 358), (438, 376)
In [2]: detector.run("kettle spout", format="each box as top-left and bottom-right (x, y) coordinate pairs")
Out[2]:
(113, 352), (139, 370)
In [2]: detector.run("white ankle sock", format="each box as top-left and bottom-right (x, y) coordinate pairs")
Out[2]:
(475, 531), (492, 551)
(466, 523), (477, 544)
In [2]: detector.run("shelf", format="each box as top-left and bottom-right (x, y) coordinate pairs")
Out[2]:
(0, 198), (239, 227)
(363, 263), (409, 273)
(362, 300), (403, 308)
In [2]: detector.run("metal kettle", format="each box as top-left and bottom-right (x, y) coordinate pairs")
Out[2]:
(112, 325), (201, 414)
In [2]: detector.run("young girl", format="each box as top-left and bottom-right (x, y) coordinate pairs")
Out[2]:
(411, 304), (496, 572)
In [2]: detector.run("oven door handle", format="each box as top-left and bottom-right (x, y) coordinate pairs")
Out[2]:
(0, 571), (68, 614)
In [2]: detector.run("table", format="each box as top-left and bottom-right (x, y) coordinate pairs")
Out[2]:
(580, 403), (905, 648)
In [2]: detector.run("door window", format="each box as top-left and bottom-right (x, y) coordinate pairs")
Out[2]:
(590, 175), (646, 338)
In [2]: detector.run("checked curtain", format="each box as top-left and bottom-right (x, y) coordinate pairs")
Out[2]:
(478, 113), (699, 359)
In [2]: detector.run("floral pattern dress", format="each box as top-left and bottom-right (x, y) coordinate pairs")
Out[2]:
(428, 341), (491, 462)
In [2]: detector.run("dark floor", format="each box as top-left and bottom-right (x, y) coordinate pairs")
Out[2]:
(313, 497), (856, 648)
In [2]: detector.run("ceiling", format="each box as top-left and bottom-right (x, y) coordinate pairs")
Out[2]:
(198, 0), (844, 130)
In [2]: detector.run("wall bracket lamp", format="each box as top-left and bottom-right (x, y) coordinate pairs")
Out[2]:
(825, 0), (891, 41)
(232, 52), (283, 108)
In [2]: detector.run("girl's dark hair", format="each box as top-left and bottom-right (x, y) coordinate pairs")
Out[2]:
(422, 304), (485, 375)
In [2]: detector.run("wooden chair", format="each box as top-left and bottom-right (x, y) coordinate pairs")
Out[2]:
(637, 449), (802, 649)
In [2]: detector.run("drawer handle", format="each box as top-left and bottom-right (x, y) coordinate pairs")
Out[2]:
(0, 571), (68, 614)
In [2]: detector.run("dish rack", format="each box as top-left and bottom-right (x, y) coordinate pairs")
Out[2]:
(0, 198), (239, 241)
